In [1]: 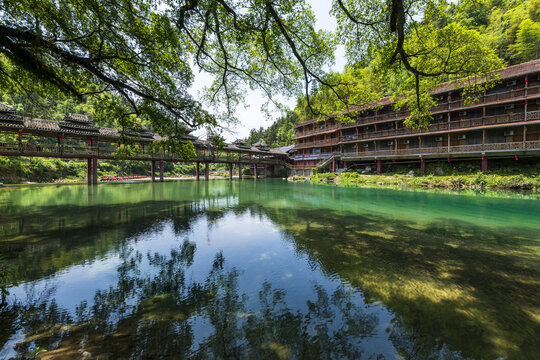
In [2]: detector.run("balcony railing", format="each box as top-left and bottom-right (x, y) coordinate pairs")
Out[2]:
(294, 138), (339, 149)
(340, 140), (540, 159)
(293, 153), (332, 161)
(338, 111), (540, 143)
(294, 125), (338, 139)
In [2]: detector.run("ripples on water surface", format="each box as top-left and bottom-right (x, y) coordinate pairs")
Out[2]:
(0, 180), (539, 359)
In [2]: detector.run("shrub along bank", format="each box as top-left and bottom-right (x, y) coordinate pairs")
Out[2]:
(295, 171), (540, 191)
(298, 172), (540, 191)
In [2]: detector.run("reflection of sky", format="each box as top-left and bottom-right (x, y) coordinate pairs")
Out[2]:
(6, 209), (401, 359)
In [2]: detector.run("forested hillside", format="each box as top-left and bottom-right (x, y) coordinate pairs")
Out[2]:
(245, 0), (540, 147)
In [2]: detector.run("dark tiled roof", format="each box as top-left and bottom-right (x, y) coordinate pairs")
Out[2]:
(24, 118), (60, 132)
(64, 113), (92, 123)
(0, 102), (16, 113)
(0, 115), (285, 154)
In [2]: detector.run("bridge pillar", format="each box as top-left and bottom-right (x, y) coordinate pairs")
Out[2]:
(376, 160), (381, 175)
(87, 158), (92, 184)
(205, 162), (209, 180)
(92, 157), (98, 184)
(420, 158), (425, 175)
(196, 162), (200, 180)
(238, 163), (242, 179)
(159, 160), (164, 182)
(254, 165), (257, 179)
(229, 163), (233, 180)
(481, 156), (488, 172)
(332, 157), (335, 172)
(151, 160), (156, 182)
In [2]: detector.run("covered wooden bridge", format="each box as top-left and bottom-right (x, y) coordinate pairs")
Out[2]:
(0, 103), (289, 184)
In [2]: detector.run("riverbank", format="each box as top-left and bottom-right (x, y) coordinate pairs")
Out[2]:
(291, 172), (540, 191)
(0, 174), (266, 187)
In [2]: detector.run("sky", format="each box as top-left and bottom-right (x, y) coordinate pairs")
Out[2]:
(189, 0), (346, 142)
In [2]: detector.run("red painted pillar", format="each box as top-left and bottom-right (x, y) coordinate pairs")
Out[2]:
(420, 158), (425, 175)
(159, 159), (164, 182)
(92, 157), (98, 184)
(87, 158), (92, 184)
(229, 163), (233, 180)
(196, 161), (200, 180)
(151, 160), (156, 182)
(239, 163), (243, 179)
(376, 160), (381, 174)
(332, 157), (335, 172)
(481, 156), (488, 172)
(205, 162), (209, 180)
(254, 165), (257, 179)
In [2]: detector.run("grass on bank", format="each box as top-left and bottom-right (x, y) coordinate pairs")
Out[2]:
(297, 161), (540, 191)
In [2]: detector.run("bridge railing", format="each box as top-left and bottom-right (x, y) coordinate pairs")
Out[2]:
(0, 141), (285, 165)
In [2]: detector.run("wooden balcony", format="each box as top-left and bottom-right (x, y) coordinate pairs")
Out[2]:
(294, 137), (339, 150)
(340, 140), (540, 159)
(338, 111), (540, 143)
(294, 125), (339, 139)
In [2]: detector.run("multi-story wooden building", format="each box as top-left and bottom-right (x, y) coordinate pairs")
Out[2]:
(293, 59), (540, 174)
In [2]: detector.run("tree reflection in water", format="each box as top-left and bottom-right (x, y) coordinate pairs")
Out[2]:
(3, 241), (384, 359)
(2, 181), (536, 359)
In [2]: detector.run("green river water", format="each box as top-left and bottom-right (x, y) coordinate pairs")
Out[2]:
(0, 180), (539, 359)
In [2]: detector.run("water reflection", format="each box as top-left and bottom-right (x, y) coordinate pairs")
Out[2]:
(0, 180), (539, 359)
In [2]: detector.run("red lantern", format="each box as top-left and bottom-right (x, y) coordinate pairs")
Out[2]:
(61, 135), (65, 140)
(89, 141), (92, 146)
(97, 138), (100, 142)
(515, 155), (519, 160)
(393, 159), (395, 163)
(481, 155), (485, 160)
(140, 145), (143, 149)
(447, 158), (450, 162)
(18, 131), (22, 137)
(525, 100), (528, 105)
(117, 143), (120, 147)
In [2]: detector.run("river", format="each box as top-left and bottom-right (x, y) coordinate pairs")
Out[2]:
(0, 180), (539, 359)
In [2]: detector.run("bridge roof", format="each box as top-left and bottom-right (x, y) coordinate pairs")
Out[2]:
(0, 114), (287, 156)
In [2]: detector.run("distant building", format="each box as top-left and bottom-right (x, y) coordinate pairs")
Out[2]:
(293, 59), (540, 175)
